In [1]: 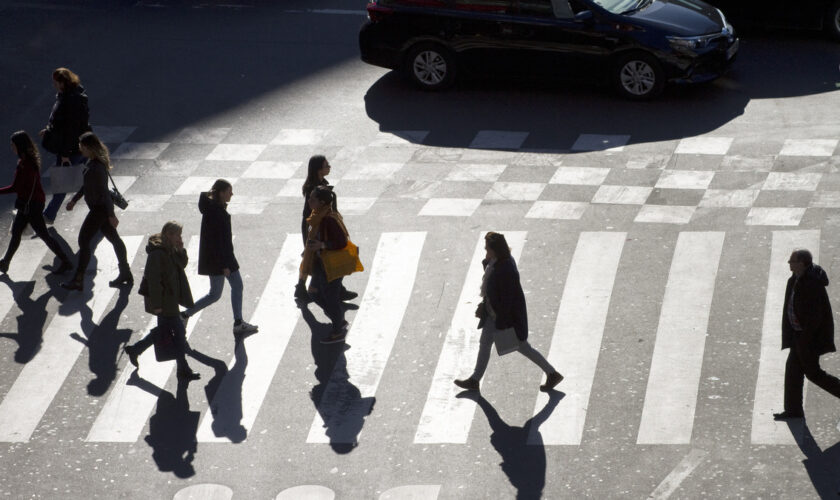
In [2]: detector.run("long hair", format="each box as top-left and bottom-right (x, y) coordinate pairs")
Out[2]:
(10, 130), (41, 171)
(485, 232), (512, 260)
(159, 221), (183, 250)
(302, 154), (327, 196)
(208, 178), (232, 205)
(52, 67), (81, 90)
(78, 132), (112, 170)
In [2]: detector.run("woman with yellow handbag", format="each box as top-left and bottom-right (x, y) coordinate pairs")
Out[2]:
(299, 186), (363, 344)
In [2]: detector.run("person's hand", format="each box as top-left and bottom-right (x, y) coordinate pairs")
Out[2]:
(153, 308), (162, 314)
(38, 129), (46, 138)
(60, 156), (70, 164)
(66, 200), (75, 211)
(223, 268), (231, 277)
(109, 215), (119, 228)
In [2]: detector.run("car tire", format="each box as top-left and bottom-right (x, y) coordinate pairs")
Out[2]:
(613, 52), (665, 100)
(827, 0), (840, 41)
(403, 43), (456, 91)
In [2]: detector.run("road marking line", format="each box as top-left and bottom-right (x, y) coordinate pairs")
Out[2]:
(0, 240), (48, 326)
(648, 448), (708, 499)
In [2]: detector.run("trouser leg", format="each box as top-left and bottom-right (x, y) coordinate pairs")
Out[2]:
(28, 203), (69, 261)
(784, 344), (806, 414)
(99, 215), (128, 266)
(227, 270), (243, 322)
(75, 209), (104, 277)
(797, 335), (840, 400)
(311, 263), (343, 328)
(159, 315), (190, 372)
(133, 327), (156, 354)
(518, 340), (556, 374)
(183, 274), (223, 316)
(470, 325), (495, 381)
(2, 209), (27, 262)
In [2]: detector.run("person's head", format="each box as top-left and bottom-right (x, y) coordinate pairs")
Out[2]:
(78, 132), (112, 169)
(308, 185), (335, 212)
(160, 221), (183, 250)
(10, 130), (40, 170)
(52, 67), (81, 92)
(302, 155), (329, 195)
(209, 179), (233, 204)
(789, 249), (813, 277)
(484, 232), (511, 261)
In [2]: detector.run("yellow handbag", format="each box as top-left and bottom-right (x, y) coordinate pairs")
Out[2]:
(321, 239), (364, 282)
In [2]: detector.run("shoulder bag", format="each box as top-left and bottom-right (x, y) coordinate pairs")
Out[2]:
(48, 160), (84, 194)
(106, 169), (129, 210)
(319, 214), (364, 282)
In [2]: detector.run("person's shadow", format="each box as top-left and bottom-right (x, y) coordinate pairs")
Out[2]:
(301, 304), (374, 454)
(788, 420), (840, 497)
(457, 390), (565, 500)
(141, 374), (200, 478)
(203, 339), (247, 443)
(0, 276), (52, 363)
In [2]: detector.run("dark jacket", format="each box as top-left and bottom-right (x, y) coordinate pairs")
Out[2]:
(0, 158), (46, 206)
(46, 86), (91, 156)
(143, 235), (194, 316)
(70, 159), (113, 216)
(478, 257), (529, 341)
(782, 264), (836, 355)
(197, 192), (239, 276)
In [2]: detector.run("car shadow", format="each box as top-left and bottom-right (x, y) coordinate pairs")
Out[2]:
(364, 36), (838, 152)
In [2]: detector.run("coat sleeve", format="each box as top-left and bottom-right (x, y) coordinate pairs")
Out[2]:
(145, 252), (164, 312)
(320, 216), (347, 250)
(0, 166), (19, 196)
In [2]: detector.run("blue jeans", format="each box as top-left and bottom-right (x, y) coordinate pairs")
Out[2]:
(183, 270), (243, 322)
(44, 152), (85, 220)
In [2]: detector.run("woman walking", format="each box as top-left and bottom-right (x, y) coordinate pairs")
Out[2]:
(294, 155), (356, 302)
(454, 232), (563, 392)
(0, 131), (72, 274)
(39, 67), (92, 224)
(60, 132), (132, 291)
(179, 179), (258, 337)
(300, 185), (353, 344)
(124, 222), (200, 380)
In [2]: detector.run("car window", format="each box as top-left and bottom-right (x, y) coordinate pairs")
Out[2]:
(517, 0), (556, 17)
(454, 0), (515, 14)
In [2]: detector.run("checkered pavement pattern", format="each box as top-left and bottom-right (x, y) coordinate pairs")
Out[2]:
(84, 126), (840, 226)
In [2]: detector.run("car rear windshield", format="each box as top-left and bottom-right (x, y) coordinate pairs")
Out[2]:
(590, 0), (643, 14)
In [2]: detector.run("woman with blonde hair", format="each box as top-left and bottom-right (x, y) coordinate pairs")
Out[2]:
(60, 131), (131, 291)
(0, 131), (72, 274)
(39, 67), (92, 224)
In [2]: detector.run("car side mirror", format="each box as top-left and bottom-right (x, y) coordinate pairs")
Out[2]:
(574, 10), (594, 22)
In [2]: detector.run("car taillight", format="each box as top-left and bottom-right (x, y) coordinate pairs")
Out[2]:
(367, 2), (393, 22)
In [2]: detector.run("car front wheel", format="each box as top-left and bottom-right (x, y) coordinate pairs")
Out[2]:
(613, 52), (665, 100)
(404, 43), (456, 91)
(828, 0), (840, 40)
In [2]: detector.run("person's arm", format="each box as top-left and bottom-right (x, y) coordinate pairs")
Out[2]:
(146, 252), (164, 313)
(0, 166), (20, 195)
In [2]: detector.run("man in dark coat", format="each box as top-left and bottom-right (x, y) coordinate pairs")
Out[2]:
(774, 249), (840, 420)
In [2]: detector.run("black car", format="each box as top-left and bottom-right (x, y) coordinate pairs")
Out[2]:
(708, 0), (840, 40)
(359, 0), (739, 99)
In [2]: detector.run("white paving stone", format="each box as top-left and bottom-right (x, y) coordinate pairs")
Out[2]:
(277, 178), (306, 198)
(485, 182), (546, 201)
(92, 125), (136, 144)
(242, 161), (300, 179)
(341, 162), (404, 180)
(746, 207), (806, 226)
(173, 127), (231, 144)
(469, 130), (529, 150)
(571, 134), (630, 152)
(634, 205), (696, 224)
(206, 143), (266, 161)
(549, 166), (610, 185)
(445, 164), (507, 183)
(418, 198), (482, 217)
(699, 189), (759, 208)
(591, 185), (653, 205)
(525, 201), (588, 220)
(655, 170), (715, 190)
(338, 197), (377, 215)
(271, 129), (329, 145)
(123, 194), (172, 213)
(111, 142), (169, 160)
(810, 192), (840, 208)
(762, 172), (822, 191)
(226, 197), (272, 215)
(175, 176), (237, 196)
(674, 137), (734, 155)
(779, 139), (838, 157)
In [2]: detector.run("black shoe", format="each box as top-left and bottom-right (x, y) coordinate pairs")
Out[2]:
(109, 265), (133, 288)
(0, 259), (8, 274)
(340, 288), (358, 301)
(52, 260), (73, 275)
(177, 369), (201, 381)
(321, 321), (348, 344)
(773, 411), (804, 420)
(61, 279), (83, 291)
(454, 378), (480, 391)
(294, 283), (312, 304)
(540, 372), (564, 392)
(124, 345), (139, 368)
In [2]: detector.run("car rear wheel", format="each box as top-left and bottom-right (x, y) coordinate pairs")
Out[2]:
(613, 52), (664, 100)
(828, 0), (840, 40)
(404, 43), (456, 91)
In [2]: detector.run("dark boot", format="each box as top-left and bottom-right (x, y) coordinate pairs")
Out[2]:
(109, 263), (133, 288)
(61, 273), (83, 291)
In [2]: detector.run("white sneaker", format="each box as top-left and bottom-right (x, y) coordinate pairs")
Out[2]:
(233, 321), (258, 336)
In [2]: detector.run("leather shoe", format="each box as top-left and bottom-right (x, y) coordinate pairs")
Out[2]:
(340, 288), (358, 301)
(540, 372), (564, 392)
(124, 345), (139, 368)
(773, 411), (804, 420)
(454, 378), (480, 391)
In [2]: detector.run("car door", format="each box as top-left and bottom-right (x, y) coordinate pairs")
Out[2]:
(444, 0), (521, 76)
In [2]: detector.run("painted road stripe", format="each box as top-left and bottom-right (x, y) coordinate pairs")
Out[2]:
(414, 231), (527, 444)
(530, 232), (625, 445)
(307, 232), (426, 444)
(648, 448), (708, 499)
(196, 234), (301, 442)
(0, 235), (142, 442)
(751, 230), (819, 444)
(87, 237), (207, 442)
(637, 232), (725, 445)
(0, 240), (48, 324)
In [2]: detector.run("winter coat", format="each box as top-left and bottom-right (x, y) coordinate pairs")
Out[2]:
(197, 192), (239, 276)
(70, 159), (113, 216)
(45, 86), (91, 156)
(782, 264), (836, 355)
(478, 257), (529, 341)
(143, 234), (194, 316)
(0, 158), (46, 206)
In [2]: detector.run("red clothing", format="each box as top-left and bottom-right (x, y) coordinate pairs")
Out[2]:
(0, 158), (46, 204)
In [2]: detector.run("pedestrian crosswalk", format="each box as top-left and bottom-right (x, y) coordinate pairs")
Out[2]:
(0, 228), (834, 447)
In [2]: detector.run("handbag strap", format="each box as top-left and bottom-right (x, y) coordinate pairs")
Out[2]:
(24, 163), (37, 206)
(105, 168), (122, 196)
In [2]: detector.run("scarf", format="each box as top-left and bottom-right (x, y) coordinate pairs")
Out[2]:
(299, 206), (349, 279)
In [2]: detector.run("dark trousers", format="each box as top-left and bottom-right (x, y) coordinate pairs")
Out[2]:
(784, 333), (840, 413)
(134, 315), (190, 372)
(44, 152), (84, 220)
(3, 201), (69, 263)
(310, 260), (344, 331)
(74, 206), (128, 279)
